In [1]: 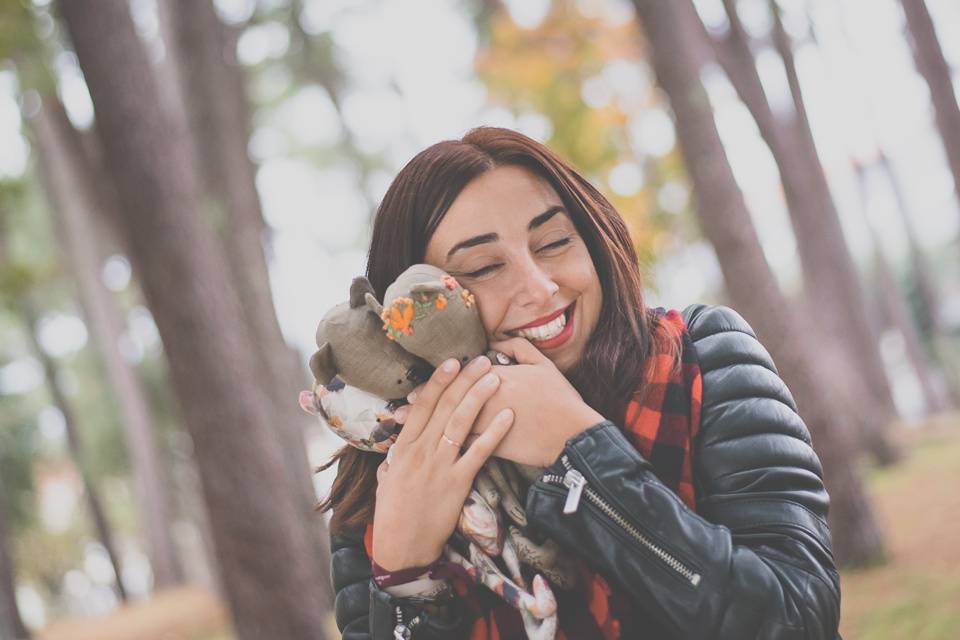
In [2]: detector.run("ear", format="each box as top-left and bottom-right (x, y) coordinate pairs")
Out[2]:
(409, 281), (445, 296)
(308, 343), (337, 384)
(350, 277), (376, 308)
(364, 292), (384, 317)
(298, 390), (321, 416)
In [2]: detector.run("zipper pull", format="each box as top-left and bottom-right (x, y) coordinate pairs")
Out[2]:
(562, 469), (586, 514)
(393, 605), (410, 639)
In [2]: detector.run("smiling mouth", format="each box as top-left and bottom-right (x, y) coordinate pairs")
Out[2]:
(510, 302), (575, 343)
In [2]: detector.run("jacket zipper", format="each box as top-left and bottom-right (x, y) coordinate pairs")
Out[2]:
(393, 605), (421, 639)
(541, 454), (702, 587)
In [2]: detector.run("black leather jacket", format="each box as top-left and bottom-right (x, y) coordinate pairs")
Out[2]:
(330, 304), (842, 639)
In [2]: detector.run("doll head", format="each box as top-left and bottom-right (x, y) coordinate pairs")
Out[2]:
(366, 264), (488, 368)
(309, 277), (431, 401)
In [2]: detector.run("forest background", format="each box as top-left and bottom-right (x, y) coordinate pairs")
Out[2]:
(0, 0), (959, 638)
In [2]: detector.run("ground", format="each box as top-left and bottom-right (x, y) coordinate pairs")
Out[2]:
(839, 413), (960, 639)
(31, 415), (960, 640)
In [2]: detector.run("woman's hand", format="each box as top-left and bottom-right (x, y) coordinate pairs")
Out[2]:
(371, 356), (515, 572)
(471, 338), (604, 467)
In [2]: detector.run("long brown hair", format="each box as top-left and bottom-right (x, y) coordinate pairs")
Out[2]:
(317, 127), (676, 534)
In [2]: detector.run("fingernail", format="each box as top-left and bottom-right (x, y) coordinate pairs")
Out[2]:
(393, 405), (410, 423)
(469, 355), (490, 370)
(442, 359), (458, 373)
(481, 372), (499, 387)
(407, 391), (417, 403)
(498, 408), (514, 421)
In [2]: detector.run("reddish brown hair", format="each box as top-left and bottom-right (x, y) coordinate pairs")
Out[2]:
(317, 127), (676, 534)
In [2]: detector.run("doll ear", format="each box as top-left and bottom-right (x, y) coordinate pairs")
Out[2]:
(409, 281), (445, 295)
(349, 277), (376, 309)
(308, 343), (337, 385)
(298, 389), (321, 416)
(364, 292), (384, 317)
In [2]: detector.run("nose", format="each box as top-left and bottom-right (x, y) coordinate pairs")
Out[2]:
(510, 253), (559, 309)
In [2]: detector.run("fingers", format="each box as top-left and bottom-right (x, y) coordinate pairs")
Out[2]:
(458, 408), (515, 474)
(395, 358), (461, 444)
(488, 337), (549, 365)
(436, 369), (501, 458)
(422, 356), (494, 443)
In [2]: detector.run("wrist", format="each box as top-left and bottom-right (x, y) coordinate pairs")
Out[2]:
(372, 549), (442, 574)
(544, 402), (604, 464)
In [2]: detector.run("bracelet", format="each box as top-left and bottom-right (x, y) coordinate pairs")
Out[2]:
(371, 558), (440, 588)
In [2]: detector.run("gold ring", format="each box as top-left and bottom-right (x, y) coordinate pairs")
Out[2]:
(441, 433), (462, 448)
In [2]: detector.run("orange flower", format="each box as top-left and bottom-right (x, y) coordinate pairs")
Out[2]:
(461, 289), (475, 307)
(442, 274), (459, 290)
(384, 297), (415, 338)
(435, 295), (448, 310)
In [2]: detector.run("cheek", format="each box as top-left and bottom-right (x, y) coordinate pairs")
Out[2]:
(473, 288), (506, 339)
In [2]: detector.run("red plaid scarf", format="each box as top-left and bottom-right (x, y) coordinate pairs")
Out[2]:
(366, 308), (702, 638)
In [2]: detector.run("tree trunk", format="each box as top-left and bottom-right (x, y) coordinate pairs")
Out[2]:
(0, 480), (31, 640)
(161, 0), (332, 593)
(699, 0), (902, 464)
(631, 0), (886, 567)
(876, 151), (960, 408)
(57, 1), (333, 637)
(28, 95), (186, 591)
(18, 301), (129, 603)
(852, 162), (947, 415)
(899, 0), (960, 216)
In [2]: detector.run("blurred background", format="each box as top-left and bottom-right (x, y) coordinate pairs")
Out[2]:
(0, 0), (958, 638)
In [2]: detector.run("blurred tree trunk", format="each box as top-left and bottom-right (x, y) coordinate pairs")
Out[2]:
(852, 162), (948, 414)
(18, 301), (129, 602)
(62, 105), (223, 596)
(770, 1), (953, 415)
(161, 0), (332, 589)
(57, 1), (333, 637)
(899, 0), (960, 215)
(631, 0), (886, 567)
(29, 95), (186, 591)
(876, 152), (960, 408)
(697, 0), (901, 464)
(0, 480), (30, 640)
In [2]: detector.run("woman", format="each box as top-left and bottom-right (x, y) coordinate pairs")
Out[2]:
(322, 127), (840, 639)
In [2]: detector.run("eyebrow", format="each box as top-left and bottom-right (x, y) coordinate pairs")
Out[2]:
(445, 206), (565, 259)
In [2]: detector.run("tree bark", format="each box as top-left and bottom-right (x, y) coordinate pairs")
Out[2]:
(899, 0), (960, 216)
(161, 0), (332, 594)
(29, 94), (186, 591)
(18, 301), (129, 603)
(631, 0), (886, 567)
(698, 0), (902, 464)
(0, 479), (31, 640)
(57, 1), (333, 637)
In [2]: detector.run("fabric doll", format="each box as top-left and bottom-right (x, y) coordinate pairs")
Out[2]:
(300, 265), (579, 640)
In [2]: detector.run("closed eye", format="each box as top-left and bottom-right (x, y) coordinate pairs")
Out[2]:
(463, 263), (503, 278)
(537, 237), (572, 252)
(463, 236), (573, 278)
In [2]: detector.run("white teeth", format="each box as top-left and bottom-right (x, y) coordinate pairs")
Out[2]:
(516, 311), (567, 342)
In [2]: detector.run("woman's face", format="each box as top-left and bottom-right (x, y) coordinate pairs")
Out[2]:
(424, 165), (603, 373)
